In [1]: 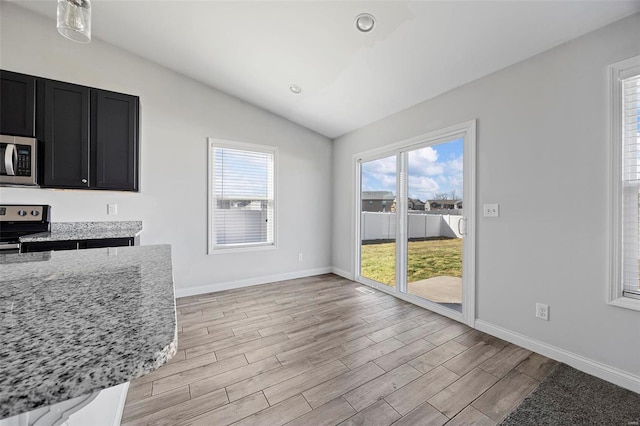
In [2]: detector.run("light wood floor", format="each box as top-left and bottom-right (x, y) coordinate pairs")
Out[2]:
(122, 274), (558, 426)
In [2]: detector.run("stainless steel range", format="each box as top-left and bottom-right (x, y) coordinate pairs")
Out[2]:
(0, 205), (51, 253)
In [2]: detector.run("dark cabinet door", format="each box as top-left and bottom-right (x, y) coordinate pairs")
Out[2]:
(22, 237), (134, 252)
(82, 237), (134, 249)
(40, 80), (90, 188)
(0, 71), (35, 137)
(21, 240), (79, 253)
(91, 90), (139, 191)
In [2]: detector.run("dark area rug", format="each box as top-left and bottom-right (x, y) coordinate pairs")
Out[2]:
(500, 363), (640, 426)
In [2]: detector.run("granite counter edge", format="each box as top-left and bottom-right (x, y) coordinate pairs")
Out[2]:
(19, 229), (142, 243)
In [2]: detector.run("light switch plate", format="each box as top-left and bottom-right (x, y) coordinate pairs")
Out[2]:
(483, 204), (499, 217)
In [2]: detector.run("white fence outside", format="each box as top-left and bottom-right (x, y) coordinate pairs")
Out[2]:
(361, 212), (463, 241)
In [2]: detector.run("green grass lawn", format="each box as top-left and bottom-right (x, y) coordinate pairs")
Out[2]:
(361, 238), (462, 286)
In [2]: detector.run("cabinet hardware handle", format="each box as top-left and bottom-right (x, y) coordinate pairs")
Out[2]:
(81, 179), (87, 183)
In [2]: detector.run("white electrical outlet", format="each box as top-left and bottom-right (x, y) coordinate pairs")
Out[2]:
(107, 204), (118, 215)
(298, 253), (303, 262)
(483, 204), (499, 217)
(536, 303), (549, 321)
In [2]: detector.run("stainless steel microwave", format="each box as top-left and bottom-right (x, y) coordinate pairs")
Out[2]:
(0, 134), (38, 186)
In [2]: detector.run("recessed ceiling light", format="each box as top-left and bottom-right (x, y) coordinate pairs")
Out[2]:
(355, 13), (375, 33)
(289, 84), (302, 94)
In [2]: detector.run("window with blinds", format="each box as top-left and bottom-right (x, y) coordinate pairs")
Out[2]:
(622, 72), (640, 298)
(208, 139), (276, 252)
(611, 55), (640, 307)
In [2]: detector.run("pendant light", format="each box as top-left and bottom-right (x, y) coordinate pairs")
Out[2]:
(57, 0), (91, 43)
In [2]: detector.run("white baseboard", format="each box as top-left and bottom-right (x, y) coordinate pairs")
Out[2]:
(174, 267), (333, 298)
(331, 267), (353, 280)
(475, 320), (640, 393)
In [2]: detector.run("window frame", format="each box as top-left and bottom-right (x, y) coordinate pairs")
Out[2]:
(608, 55), (640, 311)
(207, 137), (278, 254)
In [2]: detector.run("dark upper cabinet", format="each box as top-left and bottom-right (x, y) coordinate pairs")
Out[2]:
(39, 80), (90, 188)
(0, 70), (36, 137)
(30, 73), (139, 191)
(91, 90), (138, 191)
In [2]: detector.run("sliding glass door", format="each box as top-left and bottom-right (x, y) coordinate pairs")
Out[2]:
(405, 138), (464, 313)
(356, 122), (475, 323)
(359, 155), (397, 289)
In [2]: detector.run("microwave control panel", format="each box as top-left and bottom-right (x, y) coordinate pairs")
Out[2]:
(16, 145), (32, 176)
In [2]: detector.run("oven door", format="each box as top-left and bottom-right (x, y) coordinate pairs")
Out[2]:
(0, 241), (21, 254)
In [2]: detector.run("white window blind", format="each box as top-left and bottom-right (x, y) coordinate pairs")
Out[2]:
(622, 73), (640, 297)
(209, 141), (275, 250)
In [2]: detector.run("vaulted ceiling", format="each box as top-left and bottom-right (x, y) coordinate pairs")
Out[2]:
(11, 1), (640, 138)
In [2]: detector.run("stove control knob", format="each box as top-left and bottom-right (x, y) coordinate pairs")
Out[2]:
(18, 210), (27, 216)
(31, 210), (40, 217)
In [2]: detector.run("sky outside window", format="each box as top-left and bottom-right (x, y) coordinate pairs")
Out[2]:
(361, 138), (463, 201)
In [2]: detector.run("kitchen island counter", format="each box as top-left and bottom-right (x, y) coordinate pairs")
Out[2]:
(0, 244), (176, 419)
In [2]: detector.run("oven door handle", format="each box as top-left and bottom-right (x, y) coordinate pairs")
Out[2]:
(0, 243), (20, 251)
(4, 143), (16, 176)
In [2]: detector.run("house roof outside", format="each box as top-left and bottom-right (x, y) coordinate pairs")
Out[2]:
(362, 191), (395, 201)
(429, 199), (462, 206)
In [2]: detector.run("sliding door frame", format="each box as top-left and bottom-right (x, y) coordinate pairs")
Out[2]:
(354, 120), (477, 327)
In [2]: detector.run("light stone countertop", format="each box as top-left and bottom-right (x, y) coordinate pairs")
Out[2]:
(0, 245), (177, 419)
(19, 221), (143, 243)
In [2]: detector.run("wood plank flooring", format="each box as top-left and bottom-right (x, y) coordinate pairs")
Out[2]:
(122, 274), (558, 425)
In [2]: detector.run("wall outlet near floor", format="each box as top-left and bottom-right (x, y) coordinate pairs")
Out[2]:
(536, 303), (549, 321)
(298, 252), (303, 261)
(107, 204), (118, 215)
(483, 203), (500, 217)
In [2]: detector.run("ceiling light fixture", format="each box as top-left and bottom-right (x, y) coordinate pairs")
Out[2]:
(289, 84), (302, 94)
(355, 13), (375, 33)
(57, 0), (92, 43)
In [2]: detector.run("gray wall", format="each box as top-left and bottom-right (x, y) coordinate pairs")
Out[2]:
(333, 14), (640, 380)
(0, 3), (333, 295)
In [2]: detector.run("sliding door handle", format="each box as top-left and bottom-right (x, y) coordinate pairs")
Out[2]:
(458, 217), (467, 236)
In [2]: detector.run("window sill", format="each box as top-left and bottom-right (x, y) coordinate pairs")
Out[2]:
(608, 296), (640, 312)
(208, 244), (277, 255)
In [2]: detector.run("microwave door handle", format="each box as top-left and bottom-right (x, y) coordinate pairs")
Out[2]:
(4, 144), (16, 176)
